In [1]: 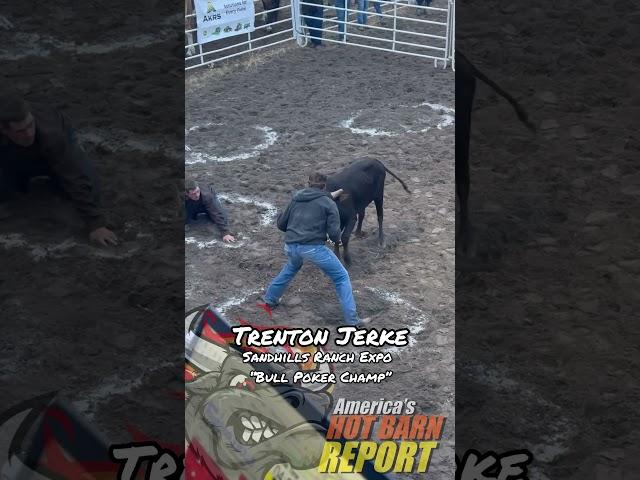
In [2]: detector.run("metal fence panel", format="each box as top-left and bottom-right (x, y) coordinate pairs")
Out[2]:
(185, 0), (454, 69)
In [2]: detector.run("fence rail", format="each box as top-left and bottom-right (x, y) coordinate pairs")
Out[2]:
(185, 0), (454, 70)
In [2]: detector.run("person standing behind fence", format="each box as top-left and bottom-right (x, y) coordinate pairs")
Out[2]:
(356, 0), (386, 28)
(334, 0), (348, 40)
(262, 0), (280, 33)
(415, 0), (432, 16)
(302, 0), (325, 47)
(372, 0), (386, 26)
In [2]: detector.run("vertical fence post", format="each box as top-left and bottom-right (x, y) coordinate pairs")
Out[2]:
(449, 0), (455, 69)
(392, 0), (397, 51)
(343, 0), (347, 43)
(291, 0), (298, 41)
(440, 0), (450, 68)
(291, 0), (301, 42)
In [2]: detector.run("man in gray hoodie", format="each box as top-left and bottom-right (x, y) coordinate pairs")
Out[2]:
(263, 173), (368, 326)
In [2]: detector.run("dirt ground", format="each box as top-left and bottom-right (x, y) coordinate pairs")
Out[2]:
(456, 0), (639, 478)
(186, 40), (455, 478)
(0, 1), (184, 447)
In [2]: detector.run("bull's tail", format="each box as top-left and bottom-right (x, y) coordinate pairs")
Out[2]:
(384, 166), (412, 194)
(458, 51), (536, 132)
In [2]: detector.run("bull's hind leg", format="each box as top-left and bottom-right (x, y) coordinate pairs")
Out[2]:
(374, 196), (384, 247)
(354, 209), (366, 237)
(456, 71), (476, 257)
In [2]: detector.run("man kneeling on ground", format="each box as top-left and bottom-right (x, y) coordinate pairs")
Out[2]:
(262, 172), (369, 327)
(0, 94), (118, 246)
(185, 180), (235, 243)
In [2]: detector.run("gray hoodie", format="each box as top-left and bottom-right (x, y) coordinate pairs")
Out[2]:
(277, 188), (341, 245)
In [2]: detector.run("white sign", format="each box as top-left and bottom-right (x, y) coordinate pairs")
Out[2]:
(194, 0), (255, 43)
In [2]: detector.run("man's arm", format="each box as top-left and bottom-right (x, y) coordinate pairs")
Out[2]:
(202, 192), (231, 236)
(276, 201), (293, 232)
(325, 200), (342, 244)
(46, 137), (107, 233)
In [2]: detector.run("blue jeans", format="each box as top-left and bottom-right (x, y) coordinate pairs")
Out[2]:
(372, 0), (382, 14)
(357, 0), (368, 24)
(302, 1), (324, 44)
(265, 243), (359, 325)
(335, 0), (347, 37)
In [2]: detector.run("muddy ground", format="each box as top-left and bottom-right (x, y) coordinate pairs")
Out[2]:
(186, 40), (455, 478)
(456, 0), (639, 478)
(0, 1), (184, 449)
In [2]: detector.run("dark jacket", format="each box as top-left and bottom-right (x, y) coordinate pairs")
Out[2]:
(185, 190), (230, 236)
(277, 188), (341, 245)
(0, 104), (105, 231)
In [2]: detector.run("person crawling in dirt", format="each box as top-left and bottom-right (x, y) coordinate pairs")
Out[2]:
(261, 172), (370, 326)
(0, 94), (118, 247)
(185, 179), (236, 243)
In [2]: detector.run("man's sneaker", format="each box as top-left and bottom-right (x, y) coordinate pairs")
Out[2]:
(350, 317), (371, 327)
(259, 296), (279, 309)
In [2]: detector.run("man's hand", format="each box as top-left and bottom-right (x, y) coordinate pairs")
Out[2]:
(222, 234), (236, 243)
(90, 226), (118, 246)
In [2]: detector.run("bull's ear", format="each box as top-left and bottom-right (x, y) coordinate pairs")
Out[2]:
(185, 372), (221, 397)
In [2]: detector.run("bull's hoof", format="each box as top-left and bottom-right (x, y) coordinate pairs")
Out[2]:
(354, 230), (367, 238)
(343, 256), (352, 268)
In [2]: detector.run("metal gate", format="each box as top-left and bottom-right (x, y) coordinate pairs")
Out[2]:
(185, 0), (454, 69)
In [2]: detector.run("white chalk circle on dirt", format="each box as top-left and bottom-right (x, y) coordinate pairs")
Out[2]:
(340, 102), (455, 137)
(185, 126), (278, 165)
(0, 233), (140, 261)
(0, 15), (13, 30)
(0, 14), (182, 60)
(73, 360), (176, 420)
(184, 193), (277, 250)
(79, 129), (182, 161)
(217, 193), (278, 226)
(218, 289), (262, 315)
(463, 362), (578, 466)
(186, 122), (224, 134)
(185, 236), (245, 249)
(364, 287), (429, 353)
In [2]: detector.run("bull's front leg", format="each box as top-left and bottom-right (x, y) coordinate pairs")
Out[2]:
(354, 209), (366, 238)
(341, 216), (357, 267)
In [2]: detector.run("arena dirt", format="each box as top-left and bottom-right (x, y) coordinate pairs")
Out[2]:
(455, 0), (640, 478)
(0, 1), (184, 447)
